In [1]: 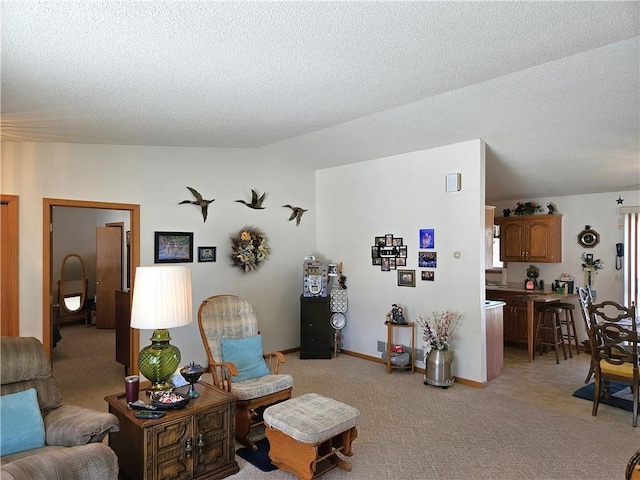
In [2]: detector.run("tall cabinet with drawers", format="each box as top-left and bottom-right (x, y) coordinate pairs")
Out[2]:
(299, 295), (332, 359)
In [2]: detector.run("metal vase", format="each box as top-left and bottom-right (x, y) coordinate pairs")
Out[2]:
(424, 349), (455, 387)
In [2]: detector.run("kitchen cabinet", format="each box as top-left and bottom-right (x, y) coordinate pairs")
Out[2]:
(485, 303), (504, 380)
(300, 295), (332, 359)
(486, 290), (528, 346)
(497, 214), (562, 263)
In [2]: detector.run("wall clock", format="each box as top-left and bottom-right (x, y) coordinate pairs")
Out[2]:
(577, 225), (599, 248)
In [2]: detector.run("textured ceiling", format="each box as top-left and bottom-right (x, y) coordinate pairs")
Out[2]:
(1, 1), (639, 201)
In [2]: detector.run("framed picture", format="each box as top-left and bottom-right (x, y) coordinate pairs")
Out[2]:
(397, 269), (416, 287)
(421, 270), (435, 281)
(392, 237), (403, 246)
(381, 257), (390, 271)
(418, 251), (437, 268)
(371, 246), (380, 258)
(372, 257), (382, 266)
(396, 257), (406, 266)
(375, 236), (386, 247)
(154, 232), (193, 263)
(198, 246), (216, 263)
(419, 228), (435, 249)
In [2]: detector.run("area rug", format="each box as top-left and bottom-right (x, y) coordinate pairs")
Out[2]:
(236, 438), (277, 472)
(572, 382), (635, 411)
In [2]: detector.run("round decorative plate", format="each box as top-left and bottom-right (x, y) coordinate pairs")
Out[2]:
(330, 312), (347, 330)
(150, 391), (190, 410)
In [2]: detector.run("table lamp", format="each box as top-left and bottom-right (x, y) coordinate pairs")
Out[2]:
(130, 265), (193, 392)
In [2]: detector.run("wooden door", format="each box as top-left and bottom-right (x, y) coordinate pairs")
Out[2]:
(527, 216), (561, 263)
(1, 195), (19, 336)
(500, 219), (525, 262)
(96, 226), (122, 329)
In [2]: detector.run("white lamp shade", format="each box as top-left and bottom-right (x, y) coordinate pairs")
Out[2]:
(130, 266), (193, 330)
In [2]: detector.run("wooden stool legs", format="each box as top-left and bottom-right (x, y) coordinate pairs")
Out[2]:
(534, 306), (568, 364)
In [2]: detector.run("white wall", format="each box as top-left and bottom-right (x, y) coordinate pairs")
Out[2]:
(487, 190), (640, 342)
(52, 207), (98, 299)
(316, 140), (488, 382)
(1, 142), (317, 366)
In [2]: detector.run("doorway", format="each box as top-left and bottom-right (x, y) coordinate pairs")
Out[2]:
(1, 194), (19, 336)
(43, 198), (140, 372)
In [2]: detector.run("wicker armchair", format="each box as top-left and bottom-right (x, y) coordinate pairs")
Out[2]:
(198, 294), (293, 450)
(1, 337), (119, 480)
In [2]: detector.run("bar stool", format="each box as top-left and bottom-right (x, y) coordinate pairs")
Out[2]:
(533, 304), (568, 364)
(554, 302), (579, 357)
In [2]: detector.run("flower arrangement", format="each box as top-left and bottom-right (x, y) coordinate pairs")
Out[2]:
(415, 310), (462, 354)
(512, 201), (542, 216)
(230, 227), (270, 273)
(581, 253), (603, 272)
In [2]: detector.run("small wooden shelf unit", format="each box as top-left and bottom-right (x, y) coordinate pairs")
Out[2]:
(385, 321), (415, 374)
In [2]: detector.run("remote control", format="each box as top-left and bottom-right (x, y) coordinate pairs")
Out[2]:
(128, 400), (157, 410)
(134, 410), (165, 419)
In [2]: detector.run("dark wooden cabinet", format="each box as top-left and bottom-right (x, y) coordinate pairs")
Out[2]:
(105, 383), (239, 480)
(300, 295), (332, 359)
(115, 290), (130, 374)
(497, 214), (562, 263)
(486, 290), (528, 346)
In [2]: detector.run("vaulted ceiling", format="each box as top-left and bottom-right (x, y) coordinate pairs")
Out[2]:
(2, 1), (638, 201)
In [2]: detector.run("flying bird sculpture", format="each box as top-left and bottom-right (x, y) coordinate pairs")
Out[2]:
(179, 186), (215, 222)
(236, 189), (268, 209)
(283, 204), (308, 226)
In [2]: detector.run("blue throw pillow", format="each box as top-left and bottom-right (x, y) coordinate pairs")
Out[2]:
(220, 335), (271, 383)
(0, 388), (46, 456)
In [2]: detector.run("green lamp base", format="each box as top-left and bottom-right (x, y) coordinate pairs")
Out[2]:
(138, 329), (181, 392)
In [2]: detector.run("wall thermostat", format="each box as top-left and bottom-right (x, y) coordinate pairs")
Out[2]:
(446, 173), (461, 192)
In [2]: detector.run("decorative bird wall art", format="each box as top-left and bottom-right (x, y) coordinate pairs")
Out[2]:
(179, 186), (215, 222)
(236, 189), (268, 209)
(283, 204), (308, 226)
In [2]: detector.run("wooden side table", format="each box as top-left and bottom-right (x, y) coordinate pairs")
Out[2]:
(105, 382), (239, 480)
(385, 321), (415, 374)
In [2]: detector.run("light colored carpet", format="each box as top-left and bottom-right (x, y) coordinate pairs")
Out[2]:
(52, 323), (638, 479)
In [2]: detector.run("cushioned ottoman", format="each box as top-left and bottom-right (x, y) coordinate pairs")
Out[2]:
(264, 393), (359, 480)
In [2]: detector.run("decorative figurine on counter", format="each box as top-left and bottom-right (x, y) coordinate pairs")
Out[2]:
(546, 202), (557, 214)
(526, 265), (540, 290)
(502, 208), (511, 217)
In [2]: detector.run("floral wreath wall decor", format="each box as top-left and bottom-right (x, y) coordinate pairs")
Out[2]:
(230, 226), (270, 273)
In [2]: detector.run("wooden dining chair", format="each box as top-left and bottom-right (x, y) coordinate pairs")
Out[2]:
(578, 286), (596, 383)
(588, 299), (638, 427)
(197, 294), (293, 450)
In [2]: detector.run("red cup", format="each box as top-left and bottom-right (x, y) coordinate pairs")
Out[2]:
(125, 375), (139, 403)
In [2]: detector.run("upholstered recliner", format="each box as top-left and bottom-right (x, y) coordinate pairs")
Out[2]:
(1, 337), (120, 480)
(198, 294), (293, 450)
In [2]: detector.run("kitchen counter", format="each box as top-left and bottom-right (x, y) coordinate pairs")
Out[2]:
(485, 300), (506, 309)
(486, 282), (564, 296)
(486, 284), (577, 362)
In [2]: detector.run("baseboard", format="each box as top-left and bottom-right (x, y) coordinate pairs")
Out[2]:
(339, 349), (484, 389)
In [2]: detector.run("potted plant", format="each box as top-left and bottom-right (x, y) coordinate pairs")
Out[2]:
(512, 201), (542, 216)
(581, 253), (603, 287)
(416, 310), (461, 388)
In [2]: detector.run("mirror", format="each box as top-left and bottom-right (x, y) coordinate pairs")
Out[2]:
(58, 254), (87, 315)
